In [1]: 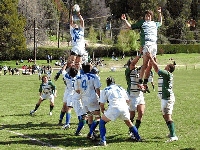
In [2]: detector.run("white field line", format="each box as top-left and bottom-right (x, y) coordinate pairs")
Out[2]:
(3, 128), (64, 150)
(2, 128), (100, 150)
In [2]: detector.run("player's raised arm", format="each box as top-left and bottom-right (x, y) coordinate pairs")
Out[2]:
(158, 7), (162, 25)
(121, 14), (131, 29)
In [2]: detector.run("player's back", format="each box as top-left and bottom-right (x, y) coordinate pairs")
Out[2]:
(77, 73), (100, 96)
(104, 84), (128, 107)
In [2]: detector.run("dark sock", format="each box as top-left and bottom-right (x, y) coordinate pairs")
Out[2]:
(135, 119), (141, 129)
(50, 105), (54, 112)
(143, 79), (148, 84)
(166, 121), (176, 137)
(139, 79), (143, 84)
(34, 104), (40, 111)
(59, 111), (65, 121)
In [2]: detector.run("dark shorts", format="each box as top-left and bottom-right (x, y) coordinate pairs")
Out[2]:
(71, 51), (82, 57)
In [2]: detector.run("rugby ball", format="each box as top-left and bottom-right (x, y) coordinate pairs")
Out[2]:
(73, 4), (80, 13)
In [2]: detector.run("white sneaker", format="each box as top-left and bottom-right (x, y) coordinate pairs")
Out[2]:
(49, 112), (52, 116)
(30, 110), (35, 115)
(98, 141), (106, 146)
(130, 133), (136, 140)
(62, 124), (70, 129)
(166, 136), (178, 142)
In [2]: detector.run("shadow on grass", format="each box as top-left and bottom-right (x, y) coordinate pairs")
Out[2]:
(1, 122), (77, 130)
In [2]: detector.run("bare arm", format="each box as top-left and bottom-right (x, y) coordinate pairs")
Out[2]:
(78, 12), (84, 28)
(158, 7), (162, 25)
(61, 62), (68, 72)
(95, 88), (100, 98)
(129, 48), (143, 70)
(147, 52), (159, 73)
(100, 103), (105, 114)
(121, 14), (131, 29)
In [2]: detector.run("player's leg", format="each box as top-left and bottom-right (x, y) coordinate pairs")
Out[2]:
(161, 99), (178, 142)
(124, 119), (141, 141)
(138, 51), (149, 92)
(143, 61), (152, 93)
(63, 106), (73, 129)
(49, 96), (54, 115)
(30, 96), (43, 115)
(98, 114), (110, 146)
(58, 102), (67, 125)
(75, 114), (87, 136)
(60, 92), (68, 125)
(88, 110), (101, 139)
(135, 104), (145, 129)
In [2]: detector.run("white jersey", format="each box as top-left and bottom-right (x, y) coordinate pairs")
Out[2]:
(70, 25), (85, 55)
(74, 73), (101, 96)
(100, 84), (129, 108)
(62, 70), (75, 95)
(142, 21), (160, 44)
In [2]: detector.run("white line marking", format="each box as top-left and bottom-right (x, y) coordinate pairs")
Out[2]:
(2, 128), (100, 150)
(3, 129), (64, 150)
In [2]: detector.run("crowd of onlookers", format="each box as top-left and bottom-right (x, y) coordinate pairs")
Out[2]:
(0, 58), (53, 78)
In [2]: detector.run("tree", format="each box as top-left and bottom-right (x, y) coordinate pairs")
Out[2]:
(88, 25), (98, 44)
(116, 29), (140, 52)
(0, 0), (26, 60)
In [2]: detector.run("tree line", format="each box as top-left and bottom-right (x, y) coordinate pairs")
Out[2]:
(0, 0), (199, 60)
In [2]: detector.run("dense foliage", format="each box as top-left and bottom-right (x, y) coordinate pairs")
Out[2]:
(0, 0), (199, 60)
(0, 0), (26, 60)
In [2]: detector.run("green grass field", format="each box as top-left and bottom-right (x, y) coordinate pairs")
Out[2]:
(0, 54), (200, 150)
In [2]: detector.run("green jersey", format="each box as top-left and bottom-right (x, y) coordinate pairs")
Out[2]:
(158, 69), (174, 100)
(125, 67), (141, 96)
(39, 81), (56, 95)
(125, 68), (131, 94)
(131, 20), (162, 46)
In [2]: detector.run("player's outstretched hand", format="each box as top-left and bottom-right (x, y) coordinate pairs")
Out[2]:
(121, 14), (126, 20)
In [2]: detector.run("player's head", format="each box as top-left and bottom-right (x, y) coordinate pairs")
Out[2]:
(91, 66), (99, 74)
(69, 66), (78, 77)
(74, 24), (79, 30)
(106, 76), (115, 86)
(42, 75), (48, 82)
(144, 10), (153, 20)
(82, 62), (91, 73)
(165, 62), (176, 73)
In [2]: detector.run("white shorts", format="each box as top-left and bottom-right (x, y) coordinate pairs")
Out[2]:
(161, 95), (175, 115)
(63, 91), (73, 107)
(40, 94), (54, 103)
(72, 92), (86, 116)
(129, 94), (145, 111)
(148, 77), (153, 82)
(104, 106), (130, 121)
(71, 46), (86, 56)
(157, 93), (162, 100)
(143, 43), (157, 57)
(82, 94), (100, 112)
